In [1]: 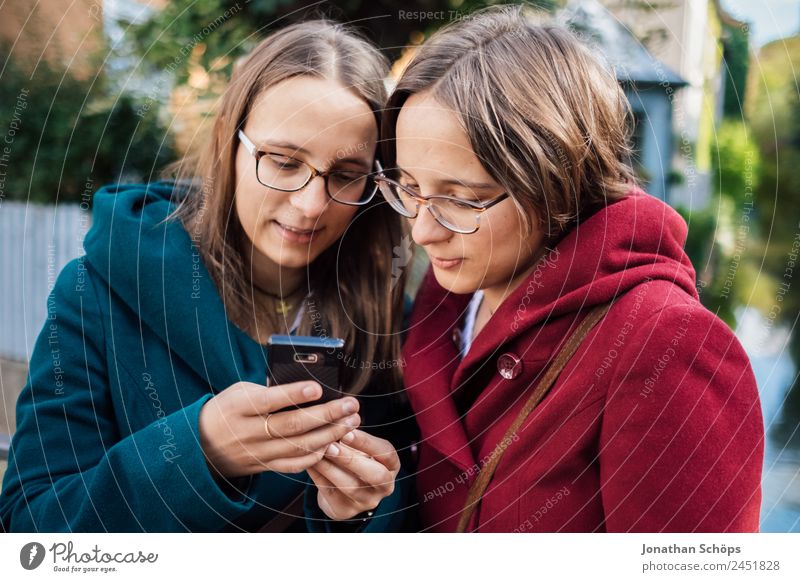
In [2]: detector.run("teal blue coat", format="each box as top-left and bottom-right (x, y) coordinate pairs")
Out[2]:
(0, 182), (414, 532)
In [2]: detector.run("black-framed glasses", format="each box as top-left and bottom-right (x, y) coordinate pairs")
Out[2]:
(374, 163), (510, 234)
(238, 129), (379, 206)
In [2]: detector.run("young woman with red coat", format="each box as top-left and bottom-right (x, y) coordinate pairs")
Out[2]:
(375, 5), (764, 532)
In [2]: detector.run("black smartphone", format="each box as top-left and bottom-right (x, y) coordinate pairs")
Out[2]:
(266, 335), (345, 407)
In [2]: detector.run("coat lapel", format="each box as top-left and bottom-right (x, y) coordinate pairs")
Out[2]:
(403, 270), (477, 472)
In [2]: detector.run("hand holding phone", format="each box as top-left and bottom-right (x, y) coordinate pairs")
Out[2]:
(198, 380), (360, 478)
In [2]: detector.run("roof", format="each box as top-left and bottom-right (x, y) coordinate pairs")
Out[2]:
(557, 0), (687, 87)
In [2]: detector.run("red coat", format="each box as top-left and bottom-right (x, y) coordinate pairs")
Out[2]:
(402, 191), (764, 532)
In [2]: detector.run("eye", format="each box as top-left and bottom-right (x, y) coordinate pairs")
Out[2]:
(265, 153), (301, 170)
(398, 178), (420, 192)
(331, 171), (366, 182)
(447, 198), (478, 210)
(447, 190), (483, 204)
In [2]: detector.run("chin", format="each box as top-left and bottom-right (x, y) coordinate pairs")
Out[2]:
(269, 249), (318, 269)
(260, 234), (322, 269)
(431, 268), (480, 295)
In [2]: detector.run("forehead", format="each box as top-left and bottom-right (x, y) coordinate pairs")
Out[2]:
(245, 76), (377, 156)
(394, 92), (492, 181)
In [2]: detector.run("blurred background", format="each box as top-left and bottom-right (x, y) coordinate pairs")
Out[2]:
(0, 0), (797, 531)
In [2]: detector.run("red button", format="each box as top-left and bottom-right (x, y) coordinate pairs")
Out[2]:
(497, 353), (522, 379)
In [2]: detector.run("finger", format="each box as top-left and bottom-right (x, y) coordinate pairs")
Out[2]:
(264, 414), (360, 458)
(308, 468), (353, 521)
(306, 466), (334, 492)
(338, 441), (371, 458)
(308, 467), (357, 521)
(263, 448), (326, 474)
(241, 381), (324, 416)
(324, 442), (395, 491)
(313, 458), (371, 505)
(266, 397), (359, 437)
(340, 430), (401, 472)
(317, 494), (343, 521)
(308, 464), (352, 494)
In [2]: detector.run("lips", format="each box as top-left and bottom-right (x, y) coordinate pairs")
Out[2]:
(429, 255), (464, 270)
(273, 220), (323, 244)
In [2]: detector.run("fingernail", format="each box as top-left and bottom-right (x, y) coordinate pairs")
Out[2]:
(327, 443), (340, 457)
(342, 431), (355, 443)
(342, 398), (357, 414)
(303, 384), (319, 398)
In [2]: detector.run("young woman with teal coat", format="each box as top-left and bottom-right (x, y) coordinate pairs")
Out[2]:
(0, 20), (415, 532)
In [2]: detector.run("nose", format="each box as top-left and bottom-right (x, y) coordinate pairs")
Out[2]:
(410, 203), (453, 247)
(288, 174), (329, 220)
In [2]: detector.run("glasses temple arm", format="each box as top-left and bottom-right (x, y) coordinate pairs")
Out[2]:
(237, 129), (256, 156)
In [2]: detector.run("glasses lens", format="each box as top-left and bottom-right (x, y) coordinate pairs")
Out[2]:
(257, 153), (313, 191)
(376, 169), (420, 217)
(428, 198), (479, 234)
(327, 172), (377, 205)
(377, 182), (417, 217)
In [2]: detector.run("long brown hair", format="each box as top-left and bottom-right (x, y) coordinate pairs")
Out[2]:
(383, 5), (636, 239)
(169, 20), (405, 395)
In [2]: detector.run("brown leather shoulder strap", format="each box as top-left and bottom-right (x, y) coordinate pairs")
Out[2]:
(456, 301), (613, 533)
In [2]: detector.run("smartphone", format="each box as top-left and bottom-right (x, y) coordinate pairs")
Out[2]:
(266, 335), (345, 407)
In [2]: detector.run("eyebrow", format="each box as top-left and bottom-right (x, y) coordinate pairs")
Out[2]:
(439, 178), (496, 190)
(258, 140), (372, 169)
(396, 166), (496, 190)
(257, 140), (310, 156)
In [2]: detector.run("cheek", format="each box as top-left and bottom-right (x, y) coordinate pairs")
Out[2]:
(234, 158), (281, 240)
(235, 187), (267, 241)
(469, 210), (534, 277)
(466, 231), (508, 278)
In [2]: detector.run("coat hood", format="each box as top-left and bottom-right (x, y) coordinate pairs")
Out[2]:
(403, 190), (700, 470)
(82, 181), (265, 391)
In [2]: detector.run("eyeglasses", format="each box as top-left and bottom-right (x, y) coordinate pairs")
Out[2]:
(374, 164), (510, 234)
(238, 129), (379, 206)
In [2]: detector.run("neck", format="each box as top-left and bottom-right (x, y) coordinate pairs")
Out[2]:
(481, 269), (532, 316)
(481, 245), (549, 315)
(243, 240), (305, 298)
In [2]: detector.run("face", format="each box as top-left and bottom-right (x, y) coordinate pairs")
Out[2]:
(394, 91), (544, 299)
(235, 75), (378, 275)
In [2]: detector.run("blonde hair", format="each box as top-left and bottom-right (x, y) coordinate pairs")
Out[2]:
(169, 20), (404, 394)
(383, 5), (636, 238)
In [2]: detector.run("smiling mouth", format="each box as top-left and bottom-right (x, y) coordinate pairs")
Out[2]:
(273, 220), (324, 243)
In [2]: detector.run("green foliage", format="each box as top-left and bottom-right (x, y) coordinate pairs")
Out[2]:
(0, 53), (175, 205)
(676, 119), (762, 328)
(119, 0), (261, 86)
(123, 0), (445, 84)
(677, 205), (715, 276)
(722, 20), (750, 119)
(748, 37), (800, 287)
(712, 119), (760, 205)
(121, 0), (562, 85)
(746, 35), (800, 421)
(675, 203), (737, 326)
